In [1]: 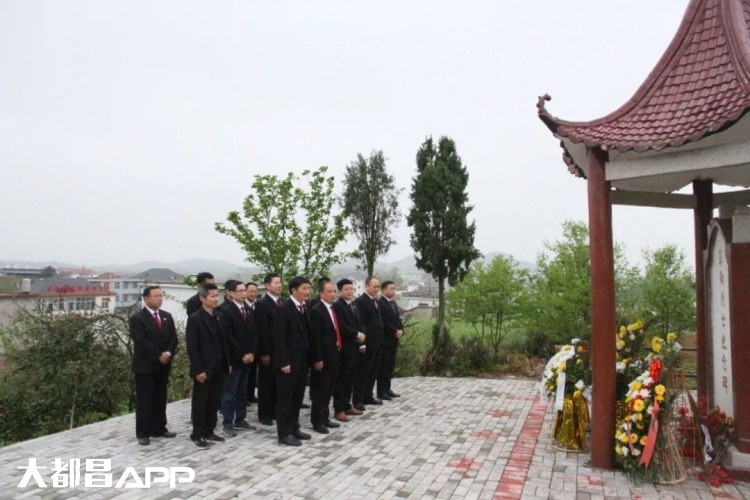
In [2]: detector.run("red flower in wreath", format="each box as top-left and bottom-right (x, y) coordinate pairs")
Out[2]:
(649, 358), (663, 383)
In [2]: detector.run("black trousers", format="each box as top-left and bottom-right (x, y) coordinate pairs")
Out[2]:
(310, 363), (338, 426)
(190, 371), (225, 440)
(353, 345), (381, 405)
(377, 347), (398, 396)
(275, 363), (307, 438)
(134, 368), (170, 439)
(257, 362), (277, 421)
(246, 359), (257, 400)
(333, 343), (358, 413)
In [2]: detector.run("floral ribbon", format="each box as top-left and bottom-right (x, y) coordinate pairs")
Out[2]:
(638, 399), (660, 467)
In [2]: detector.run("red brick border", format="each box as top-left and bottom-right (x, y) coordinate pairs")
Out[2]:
(494, 394), (547, 500)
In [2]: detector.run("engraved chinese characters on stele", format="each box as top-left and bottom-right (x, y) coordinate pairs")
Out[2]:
(17, 458), (195, 489)
(708, 229), (734, 419)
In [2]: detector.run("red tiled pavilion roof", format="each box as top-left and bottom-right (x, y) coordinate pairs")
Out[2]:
(538, 0), (750, 158)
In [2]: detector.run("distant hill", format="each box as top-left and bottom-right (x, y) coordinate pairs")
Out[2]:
(1, 251), (535, 280)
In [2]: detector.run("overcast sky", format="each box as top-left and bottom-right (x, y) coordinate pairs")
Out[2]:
(1, 1), (700, 269)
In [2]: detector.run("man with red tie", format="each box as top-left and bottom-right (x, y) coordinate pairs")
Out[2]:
(129, 286), (178, 446)
(255, 274), (283, 426)
(308, 280), (343, 434)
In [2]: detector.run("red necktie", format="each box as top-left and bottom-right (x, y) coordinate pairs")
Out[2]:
(331, 307), (342, 350)
(241, 307), (247, 321)
(153, 312), (162, 330)
(276, 298), (282, 307)
(298, 304), (304, 315)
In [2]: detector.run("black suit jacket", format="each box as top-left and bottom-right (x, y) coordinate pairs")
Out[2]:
(273, 300), (311, 370)
(186, 308), (230, 378)
(129, 308), (178, 374)
(186, 293), (201, 317)
(219, 301), (258, 366)
(355, 293), (383, 348)
(308, 302), (341, 368)
(333, 297), (362, 346)
(256, 294), (281, 357)
(379, 296), (403, 349)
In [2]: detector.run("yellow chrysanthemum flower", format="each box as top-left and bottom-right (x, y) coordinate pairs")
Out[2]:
(634, 412), (643, 422)
(622, 358), (629, 365)
(667, 332), (677, 343)
(636, 423), (644, 430)
(651, 337), (663, 353)
(576, 359), (583, 365)
(624, 414), (632, 422)
(656, 394), (665, 403)
(617, 340), (626, 350)
(640, 435), (648, 446)
(632, 381), (642, 392)
(620, 434), (629, 443)
(633, 400), (645, 412)
(619, 325), (627, 335)
(654, 385), (666, 396)
(629, 433), (639, 444)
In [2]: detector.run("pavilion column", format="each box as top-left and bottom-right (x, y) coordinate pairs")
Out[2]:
(693, 179), (712, 399)
(587, 146), (616, 470)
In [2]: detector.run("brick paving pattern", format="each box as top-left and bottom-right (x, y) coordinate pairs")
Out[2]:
(0, 377), (748, 499)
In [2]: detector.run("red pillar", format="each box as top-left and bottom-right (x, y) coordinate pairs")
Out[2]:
(587, 146), (616, 470)
(693, 180), (712, 399)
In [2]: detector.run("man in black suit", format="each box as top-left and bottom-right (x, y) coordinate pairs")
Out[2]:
(274, 276), (313, 446)
(186, 283), (231, 449)
(256, 273), (283, 426)
(186, 272), (215, 316)
(308, 280), (342, 434)
(353, 277), (384, 410)
(332, 279), (366, 422)
(219, 281), (257, 437)
(378, 280), (404, 400)
(308, 276), (330, 308)
(245, 282), (260, 404)
(129, 286), (178, 446)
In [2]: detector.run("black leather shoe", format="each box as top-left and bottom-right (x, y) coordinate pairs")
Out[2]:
(365, 398), (383, 405)
(353, 403), (366, 412)
(293, 430), (312, 440)
(388, 390), (401, 398)
(278, 435), (302, 447)
(137, 437), (150, 446)
(259, 418), (273, 426)
(301, 403), (310, 409)
(325, 420), (340, 428)
(152, 430), (176, 438)
(378, 394), (393, 401)
(312, 425), (329, 434)
(206, 433), (225, 442)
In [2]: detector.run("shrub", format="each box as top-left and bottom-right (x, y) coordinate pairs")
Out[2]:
(420, 323), (454, 375)
(524, 330), (554, 358)
(452, 336), (492, 376)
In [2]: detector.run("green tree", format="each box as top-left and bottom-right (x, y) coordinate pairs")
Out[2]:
(215, 166), (348, 284)
(340, 150), (402, 277)
(407, 136), (481, 347)
(525, 220), (635, 343)
(39, 266), (57, 278)
(378, 266), (404, 288)
(639, 244), (695, 337)
(0, 310), (133, 445)
(447, 255), (528, 353)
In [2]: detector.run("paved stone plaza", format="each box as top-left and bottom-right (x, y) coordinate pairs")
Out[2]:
(1, 377), (748, 500)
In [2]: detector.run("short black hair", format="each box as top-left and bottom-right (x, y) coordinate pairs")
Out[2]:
(336, 278), (352, 291)
(143, 285), (161, 298)
(196, 272), (214, 285)
(365, 276), (378, 286)
(381, 280), (395, 290)
(289, 276), (311, 294)
(224, 279), (241, 292)
(245, 282), (258, 289)
(319, 280), (335, 294)
(264, 273), (280, 285)
(318, 276), (331, 286)
(198, 283), (218, 298)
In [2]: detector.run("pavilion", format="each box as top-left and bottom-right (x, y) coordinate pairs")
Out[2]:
(537, 0), (750, 478)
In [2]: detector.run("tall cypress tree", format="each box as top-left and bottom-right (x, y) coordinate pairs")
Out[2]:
(407, 136), (481, 346)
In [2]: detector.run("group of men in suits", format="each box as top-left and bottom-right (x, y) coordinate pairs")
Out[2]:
(129, 271), (404, 449)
